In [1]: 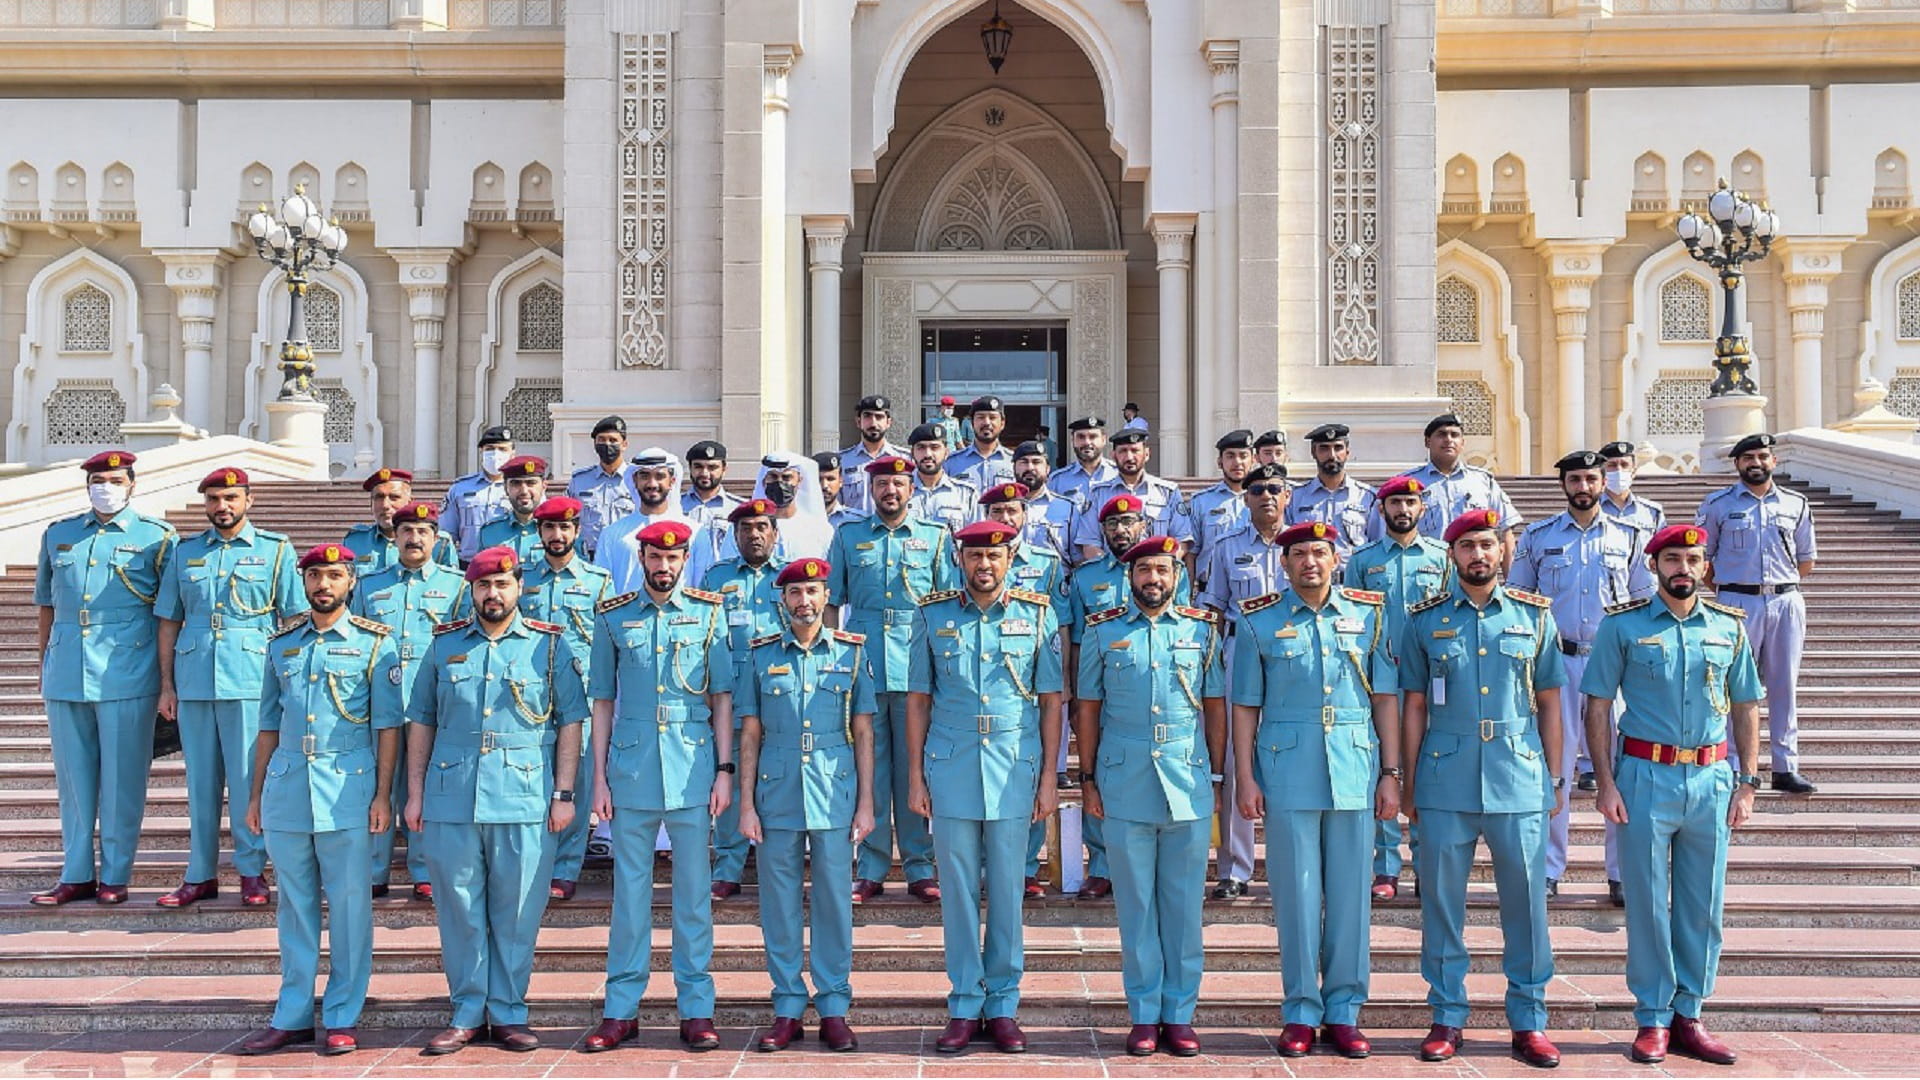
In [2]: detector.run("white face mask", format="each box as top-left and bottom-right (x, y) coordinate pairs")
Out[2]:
(1604, 470), (1633, 495)
(480, 448), (510, 475)
(88, 482), (129, 516)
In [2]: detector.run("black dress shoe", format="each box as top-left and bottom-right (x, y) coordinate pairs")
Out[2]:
(1544, 877), (1559, 899)
(1210, 878), (1248, 900)
(1576, 771), (1597, 792)
(1056, 770), (1077, 790)
(1608, 879), (1625, 908)
(1771, 771), (1818, 795)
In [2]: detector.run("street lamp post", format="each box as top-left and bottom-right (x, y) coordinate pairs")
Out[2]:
(1675, 178), (1779, 397)
(247, 185), (348, 403)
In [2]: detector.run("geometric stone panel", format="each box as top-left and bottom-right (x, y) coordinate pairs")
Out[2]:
(1887, 369), (1920, 419)
(305, 282), (342, 352)
(516, 282), (563, 351)
(1437, 376), (1494, 436)
(1436, 276), (1480, 344)
(44, 379), (126, 444)
(1898, 271), (1920, 341)
(61, 283), (112, 353)
(312, 377), (356, 443)
(1646, 372), (1711, 436)
(501, 377), (562, 443)
(1659, 274), (1712, 343)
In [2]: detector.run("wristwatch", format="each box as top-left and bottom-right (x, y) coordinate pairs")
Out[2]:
(1209, 772), (1226, 784)
(1736, 772), (1762, 789)
(551, 789), (575, 803)
(1379, 766), (1404, 780)
(1552, 776), (1566, 792)
(716, 762), (737, 775)
(1077, 770), (1097, 786)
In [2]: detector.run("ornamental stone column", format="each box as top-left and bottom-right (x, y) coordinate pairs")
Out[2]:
(390, 250), (458, 475)
(156, 250), (228, 433)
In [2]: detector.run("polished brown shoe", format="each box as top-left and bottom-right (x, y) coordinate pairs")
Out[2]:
(157, 879), (218, 908)
(31, 880), (96, 906)
(239, 1027), (314, 1055)
(1670, 1016), (1737, 1065)
(1420, 1024), (1462, 1061)
(908, 878), (941, 903)
(1161, 1023), (1201, 1057)
(1630, 1026), (1669, 1064)
(1076, 876), (1112, 900)
(986, 1016), (1027, 1053)
(1371, 873), (1398, 901)
(321, 1028), (358, 1056)
(1277, 1022), (1314, 1057)
(851, 877), (885, 902)
(935, 1017), (980, 1053)
(580, 1017), (637, 1053)
(1023, 876), (1046, 900)
(679, 1018), (720, 1050)
(755, 1016), (804, 1052)
(422, 1026), (483, 1055)
(711, 879), (741, 901)
(1322, 1023), (1371, 1059)
(412, 882), (434, 902)
(1125, 1023), (1158, 1056)
(549, 878), (577, 901)
(1512, 1030), (1560, 1068)
(818, 1015), (858, 1052)
(96, 884), (128, 905)
(240, 875), (271, 906)
(492, 1024), (539, 1052)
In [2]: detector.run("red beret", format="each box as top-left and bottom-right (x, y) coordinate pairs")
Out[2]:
(864, 455), (912, 477)
(979, 481), (1030, 505)
(198, 466), (248, 492)
(501, 455), (547, 479)
(775, 558), (831, 587)
(729, 498), (776, 522)
(362, 466), (412, 491)
(81, 450), (135, 473)
(298, 543), (356, 570)
(1277, 520), (1337, 550)
(954, 520), (1017, 548)
(464, 545), (521, 582)
(940, 395), (956, 406)
(1443, 508), (1502, 544)
(391, 500), (438, 525)
(1121, 535), (1182, 562)
(532, 496), (583, 524)
(636, 521), (692, 551)
(1647, 523), (1709, 556)
(1099, 494), (1144, 521)
(1376, 474), (1424, 500)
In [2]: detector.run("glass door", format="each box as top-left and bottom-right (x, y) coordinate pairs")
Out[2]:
(922, 324), (1068, 465)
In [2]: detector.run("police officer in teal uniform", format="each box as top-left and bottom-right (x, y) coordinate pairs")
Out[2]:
(581, 521), (735, 1053)
(907, 520), (1065, 1055)
(1343, 475), (1451, 901)
(237, 543), (403, 1058)
(155, 466), (304, 909)
(32, 449), (178, 907)
(353, 499), (469, 899)
(1075, 535), (1225, 1058)
(1397, 508), (1566, 1069)
(476, 455), (549, 563)
(827, 455), (955, 904)
(701, 498), (787, 899)
(1581, 523), (1763, 1068)
(518, 496), (614, 901)
(1231, 519), (1400, 1059)
(344, 467), (459, 574)
(404, 545), (587, 1055)
(734, 556), (877, 1054)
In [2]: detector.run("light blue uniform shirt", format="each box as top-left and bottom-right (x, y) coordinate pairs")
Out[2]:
(1076, 604), (1226, 824)
(259, 614), (405, 832)
(911, 473), (980, 533)
(1049, 458), (1120, 505)
(826, 514), (959, 690)
(1022, 488), (1079, 564)
(1507, 512), (1655, 644)
(682, 488), (745, 530)
(735, 629), (879, 831)
(950, 444), (1017, 493)
(1198, 524), (1287, 616)
(155, 522), (305, 701)
(1288, 476), (1377, 555)
(1579, 598), (1763, 749)
(1369, 461), (1520, 541)
(1600, 492), (1666, 549)
(566, 462), (637, 557)
(1007, 543), (1069, 608)
(439, 472), (510, 560)
(1188, 482), (1249, 568)
(1069, 554), (1193, 642)
(1694, 484), (1817, 585)
(1071, 475), (1195, 552)
(36, 507), (178, 702)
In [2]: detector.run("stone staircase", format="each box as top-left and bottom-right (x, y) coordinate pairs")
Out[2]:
(1, 474), (1917, 1035)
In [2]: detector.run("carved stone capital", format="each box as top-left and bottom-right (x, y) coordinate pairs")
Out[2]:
(1150, 213), (1198, 269)
(803, 215), (851, 271)
(1538, 239), (1613, 312)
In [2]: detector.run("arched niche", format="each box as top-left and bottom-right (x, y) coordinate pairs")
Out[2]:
(6, 248), (150, 464)
(472, 248), (565, 469)
(1435, 239), (1532, 471)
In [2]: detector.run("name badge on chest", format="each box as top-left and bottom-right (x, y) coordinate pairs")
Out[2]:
(905, 539), (930, 551)
(1003, 619), (1033, 636)
(1334, 617), (1363, 634)
(187, 558), (207, 567)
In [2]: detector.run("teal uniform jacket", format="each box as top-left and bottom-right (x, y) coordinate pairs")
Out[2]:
(350, 562), (468, 674)
(407, 615), (590, 825)
(588, 586), (735, 812)
(1579, 598), (1762, 750)
(477, 513), (544, 564)
(258, 613), (405, 832)
(1076, 603), (1225, 823)
(735, 629), (879, 831)
(825, 515), (957, 691)
(1007, 543), (1069, 608)
(1342, 534), (1451, 646)
(519, 557), (615, 661)
(1068, 554), (1191, 644)
(1230, 587), (1399, 811)
(155, 522), (305, 700)
(342, 522), (459, 576)
(907, 587), (1065, 821)
(1398, 585), (1566, 813)
(700, 557), (787, 682)
(35, 507), (178, 702)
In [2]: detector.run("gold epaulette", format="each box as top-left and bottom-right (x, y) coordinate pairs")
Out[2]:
(1604, 597), (1651, 616)
(749, 632), (783, 648)
(525, 619), (562, 634)
(1702, 598), (1748, 619)
(597, 591), (638, 614)
(1008, 587), (1051, 607)
(1408, 593), (1449, 615)
(682, 587), (724, 603)
(271, 612), (311, 638)
(1175, 605), (1221, 625)
(1240, 592), (1282, 614)
(1339, 587), (1386, 605)
(433, 618), (473, 635)
(831, 629), (867, 644)
(919, 589), (961, 606)
(348, 615), (390, 635)
(1503, 587), (1552, 608)
(1085, 605), (1127, 626)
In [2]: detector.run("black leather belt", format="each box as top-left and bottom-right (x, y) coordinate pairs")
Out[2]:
(1560, 639), (1591, 657)
(1718, 583), (1797, 595)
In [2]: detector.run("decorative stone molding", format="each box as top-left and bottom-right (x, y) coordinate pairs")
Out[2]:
(1325, 23), (1383, 366)
(391, 250), (457, 477)
(616, 32), (672, 369)
(155, 250), (228, 434)
(1774, 236), (1851, 430)
(805, 215), (852, 453)
(1539, 238), (1614, 451)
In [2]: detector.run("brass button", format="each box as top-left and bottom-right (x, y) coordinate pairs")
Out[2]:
(981, 694), (990, 703)
(1151, 750), (1162, 758)
(82, 594), (90, 602)
(1480, 687), (1489, 695)
(309, 675), (318, 683)
(803, 720), (811, 728)
(656, 685), (665, 693)
(307, 714), (315, 723)
(1151, 706), (1161, 714)
(484, 708), (493, 716)
(215, 633), (224, 640)
(982, 738), (990, 746)
(1323, 685), (1332, 694)
(1478, 648), (1487, 656)
(214, 601), (224, 610)
(89, 560), (97, 567)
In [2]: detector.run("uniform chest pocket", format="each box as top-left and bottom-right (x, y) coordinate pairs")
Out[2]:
(1540, 555), (1575, 592)
(1725, 512), (1757, 551)
(1263, 636), (1311, 665)
(1631, 640), (1667, 671)
(848, 549), (883, 571)
(506, 661), (551, 723)
(937, 644), (965, 676)
(1701, 641), (1736, 713)
(761, 672), (800, 701)
(1171, 644), (1205, 673)
(1106, 648), (1141, 671)
(820, 671), (855, 697)
(1498, 636), (1536, 662)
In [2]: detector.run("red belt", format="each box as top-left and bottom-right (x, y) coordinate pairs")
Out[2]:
(1621, 737), (1728, 767)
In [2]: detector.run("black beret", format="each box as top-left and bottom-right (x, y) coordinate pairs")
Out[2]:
(1425, 414), (1463, 438)
(908, 422), (944, 445)
(1245, 463), (1290, 484)
(1253, 429), (1287, 449)
(479, 425), (514, 446)
(971, 395), (1003, 413)
(1123, 402), (1141, 412)
(1012, 440), (1047, 459)
(591, 415), (626, 437)
(1555, 450), (1604, 474)
(1306, 423), (1350, 443)
(686, 440), (727, 462)
(1598, 440), (1636, 461)
(1214, 428), (1255, 452)
(856, 394), (891, 414)
(1730, 433), (1777, 458)
(1109, 429), (1148, 447)
(811, 451), (843, 475)
(1067, 415), (1106, 432)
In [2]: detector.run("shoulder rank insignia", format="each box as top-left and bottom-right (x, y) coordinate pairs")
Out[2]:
(1503, 587), (1552, 608)
(919, 589), (961, 606)
(1175, 605), (1222, 625)
(270, 611), (311, 638)
(1085, 605), (1128, 626)
(682, 587), (724, 603)
(1239, 592), (1283, 614)
(1408, 593), (1449, 615)
(831, 629), (867, 644)
(1702, 598), (1748, 618)
(597, 591), (639, 614)
(525, 619), (563, 634)
(257, 527), (290, 542)
(433, 618), (473, 635)
(347, 615), (390, 635)
(1339, 587), (1386, 605)
(1603, 597), (1651, 616)
(1007, 587), (1051, 607)
(749, 632), (783, 648)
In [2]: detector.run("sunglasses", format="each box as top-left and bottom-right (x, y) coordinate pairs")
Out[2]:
(1247, 483), (1288, 496)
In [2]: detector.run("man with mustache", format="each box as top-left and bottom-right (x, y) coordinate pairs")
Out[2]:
(815, 450), (867, 529)
(1288, 423), (1376, 557)
(596, 448), (717, 593)
(1693, 432), (1818, 794)
(1012, 440), (1076, 563)
(908, 421), (981, 532)
(1397, 509), (1567, 1069)
(476, 456), (550, 563)
(1376, 414), (1522, 567)
(950, 395), (1017, 492)
(405, 545), (587, 1055)
(566, 415), (636, 559)
(1580, 524), (1763, 1066)
(838, 394), (909, 516)
(238, 543), (402, 1057)
(155, 467), (304, 909)
(1508, 450), (1654, 905)
(1253, 429), (1289, 468)
(1049, 415), (1119, 507)
(344, 467), (458, 574)
(1071, 429), (1194, 568)
(682, 440), (745, 528)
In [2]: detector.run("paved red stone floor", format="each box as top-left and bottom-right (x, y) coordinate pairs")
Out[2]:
(1, 1026), (1916, 1077)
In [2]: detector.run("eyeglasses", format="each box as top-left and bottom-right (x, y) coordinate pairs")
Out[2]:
(1247, 483), (1288, 496)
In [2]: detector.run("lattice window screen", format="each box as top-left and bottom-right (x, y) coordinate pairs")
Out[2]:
(44, 380), (126, 444)
(501, 378), (562, 443)
(1436, 276), (1480, 344)
(1887, 370), (1920, 418)
(305, 283), (342, 352)
(61, 284), (112, 352)
(1437, 377), (1494, 436)
(1646, 375), (1711, 435)
(1897, 273), (1920, 341)
(1659, 275), (1712, 342)
(312, 378), (356, 443)
(517, 283), (563, 351)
